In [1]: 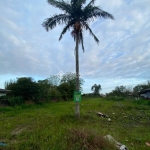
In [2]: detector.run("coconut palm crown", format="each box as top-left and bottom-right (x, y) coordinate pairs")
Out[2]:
(42, 0), (114, 52)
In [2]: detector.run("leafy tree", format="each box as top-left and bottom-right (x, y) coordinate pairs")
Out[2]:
(38, 76), (60, 100)
(115, 86), (126, 94)
(37, 79), (51, 100)
(5, 79), (16, 95)
(60, 72), (84, 92)
(58, 72), (84, 100)
(108, 85), (127, 97)
(58, 83), (72, 100)
(48, 75), (60, 87)
(107, 85), (133, 98)
(5, 77), (39, 101)
(91, 84), (102, 95)
(47, 88), (61, 101)
(125, 86), (133, 96)
(42, 0), (114, 117)
(133, 80), (150, 96)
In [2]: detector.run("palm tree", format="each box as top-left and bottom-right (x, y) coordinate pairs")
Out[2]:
(42, 0), (114, 118)
(91, 84), (102, 95)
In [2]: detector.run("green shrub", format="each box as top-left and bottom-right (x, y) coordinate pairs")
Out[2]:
(47, 89), (61, 101)
(58, 82), (74, 100)
(133, 100), (144, 105)
(0, 95), (7, 100)
(8, 96), (24, 106)
(105, 96), (125, 101)
(5, 77), (39, 100)
(147, 100), (150, 106)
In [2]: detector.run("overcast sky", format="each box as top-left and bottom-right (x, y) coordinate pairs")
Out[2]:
(0, 0), (150, 94)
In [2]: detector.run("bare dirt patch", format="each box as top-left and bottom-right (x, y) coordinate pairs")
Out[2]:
(11, 126), (28, 136)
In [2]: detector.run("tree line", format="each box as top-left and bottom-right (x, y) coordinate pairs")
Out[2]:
(106, 80), (150, 97)
(4, 73), (84, 105)
(2, 75), (149, 106)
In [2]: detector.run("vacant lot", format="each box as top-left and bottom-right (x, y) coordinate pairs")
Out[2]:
(0, 98), (150, 150)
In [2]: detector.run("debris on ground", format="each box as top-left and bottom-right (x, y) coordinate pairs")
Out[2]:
(0, 142), (7, 147)
(145, 142), (150, 146)
(104, 135), (128, 150)
(96, 112), (109, 118)
(108, 118), (111, 121)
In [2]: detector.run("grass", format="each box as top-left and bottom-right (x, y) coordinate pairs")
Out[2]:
(0, 98), (150, 150)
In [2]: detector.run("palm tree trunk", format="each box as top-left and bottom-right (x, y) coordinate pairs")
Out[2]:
(75, 33), (80, 118)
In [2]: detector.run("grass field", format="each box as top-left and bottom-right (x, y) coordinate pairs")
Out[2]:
(0, 98), (150, 150)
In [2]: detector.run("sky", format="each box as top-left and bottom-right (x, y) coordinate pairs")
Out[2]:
(0, 0), (150, 94)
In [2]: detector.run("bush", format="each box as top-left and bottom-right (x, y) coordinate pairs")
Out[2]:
(47, 89), (61, 101)
(105, 96), (125, 101)
(58, 83), (74, 100)
(8, 96), (24, 106)
(0, 95), (7, 100)
(0, 96), (10, 106)
(147, 101), (150, 106)
(5, 77), (39, 100)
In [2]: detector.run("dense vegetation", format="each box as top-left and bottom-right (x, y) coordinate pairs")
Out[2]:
(3, 73), (84, 106)
(1, 75), (150, 107)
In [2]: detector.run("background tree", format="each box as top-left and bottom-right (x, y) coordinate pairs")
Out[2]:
(47, 88), (61, 101)
(107, 85), (127, 97)
(60, 72), (84, 92)
(91, 84), (102, 96)
(38, 76), (61, 101)
(58, 83), (71, 100)
(48, 75), (60, 87)
(42, 0), (114, 117)
(58, 72), (84, 100)
(5, 77), (39, 101)
(37, 79), (51, 100)
(133, 80), (150, 96)
(125, 86), (133, 96)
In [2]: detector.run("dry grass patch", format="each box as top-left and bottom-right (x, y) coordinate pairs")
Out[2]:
(66, 128), (117, 150)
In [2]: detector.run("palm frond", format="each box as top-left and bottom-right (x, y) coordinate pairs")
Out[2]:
(47, 0), (71, 13)
(82, 22), (99, 44)
(79, 31), (84, 52)
(94, 9), (114, 20)
(87, 0), (96, 6)
(42, 14), (70, 31)
(59, 22), (73, 40)
(82, 5), (114, 22)
(71, 29), (75, 40)
(76, 0), (87, 7)
(71, 29), (84, 52)
(71, 0), (78, 5)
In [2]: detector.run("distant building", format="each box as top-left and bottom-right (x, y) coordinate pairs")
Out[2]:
(139, 89), (150, 99)
(0, 89), (11, 97)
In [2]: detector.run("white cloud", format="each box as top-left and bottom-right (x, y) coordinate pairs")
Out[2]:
(0, 0), (150, 93)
